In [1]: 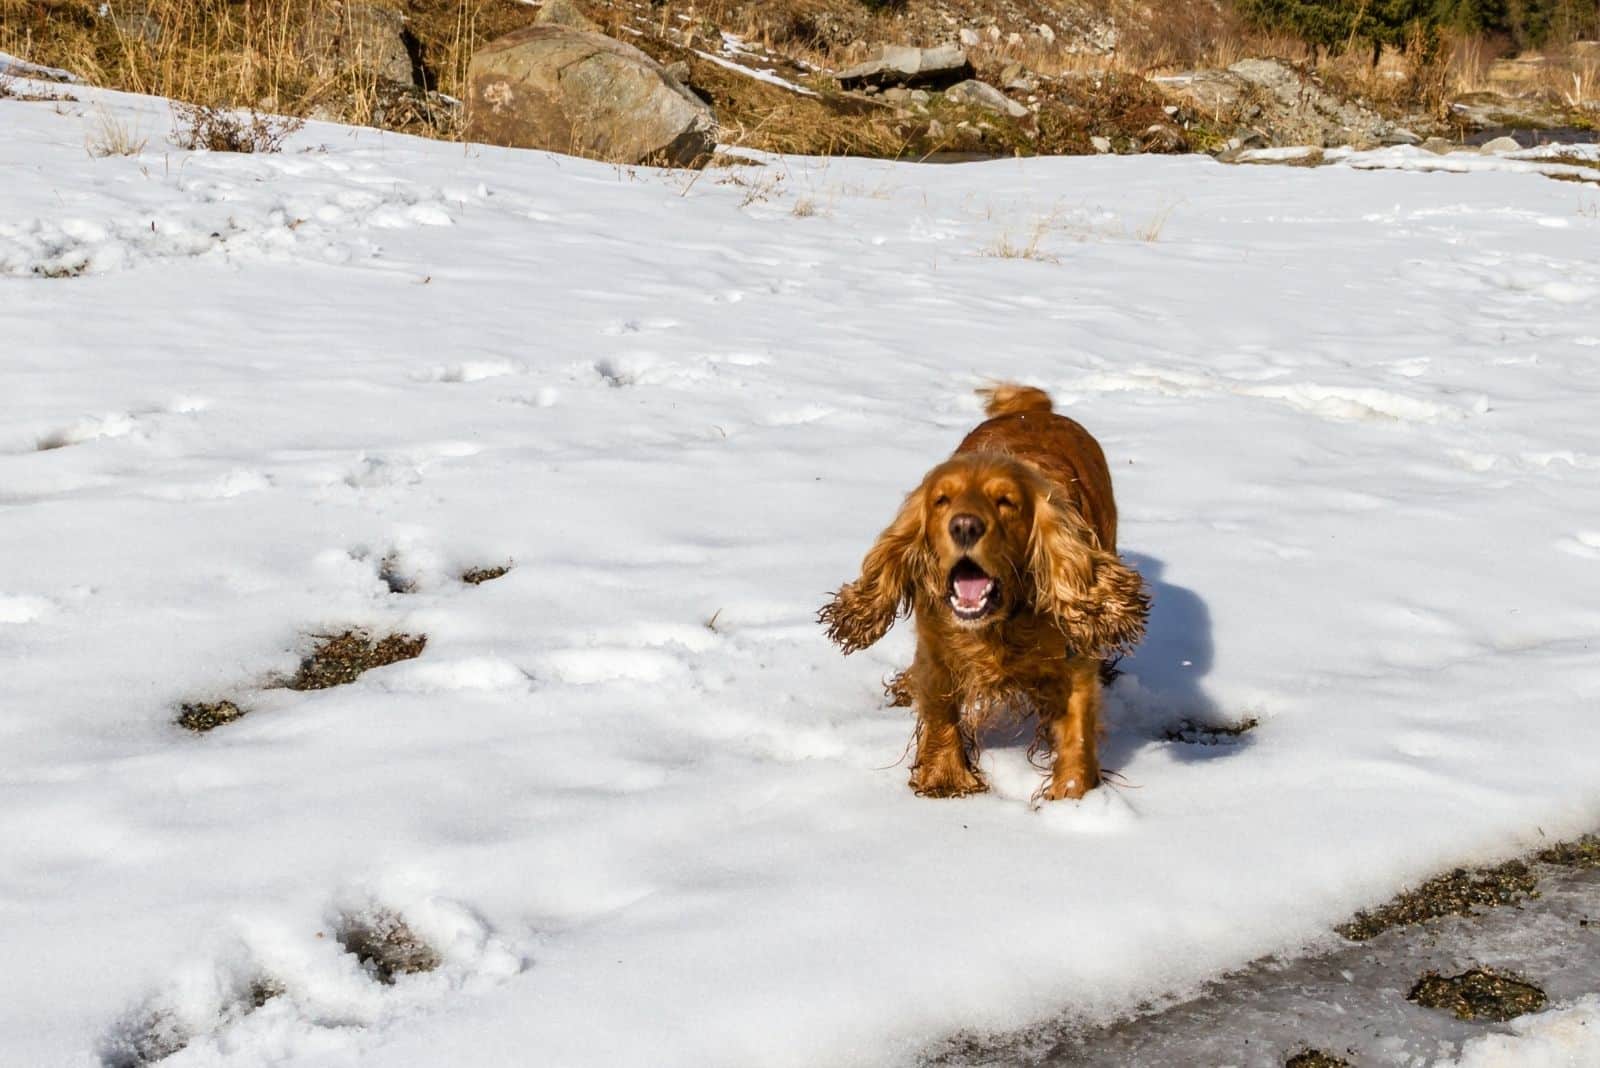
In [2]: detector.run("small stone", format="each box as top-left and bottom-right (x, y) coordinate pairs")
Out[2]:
(535, 0), (599, 33)
(1037, 23), (1056, 44)
(944, 79), (1029, 120)
(1420, 136), (1456, 155)
(1479, 135), (1523, 155)
(959, 28), (980, 48)
(1090, 135), (1112, 153)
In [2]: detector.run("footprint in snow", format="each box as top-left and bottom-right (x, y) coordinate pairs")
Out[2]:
(102, 898), (517, 1066)
(1556, 531), (1600, 559)
(417, 358), (523, 384)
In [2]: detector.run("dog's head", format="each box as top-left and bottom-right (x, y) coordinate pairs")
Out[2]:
(819, 454), (1148, 657)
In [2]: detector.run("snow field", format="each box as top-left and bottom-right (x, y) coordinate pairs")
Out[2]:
(2, 81), (1600, 1066)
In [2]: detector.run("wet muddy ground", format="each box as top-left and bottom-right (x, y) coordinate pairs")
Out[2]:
(932, 840), (1600, 1067)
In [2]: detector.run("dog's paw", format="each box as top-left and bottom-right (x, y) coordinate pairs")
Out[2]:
(1041, 768), (1099, 801)
(910, 763), (988, 798)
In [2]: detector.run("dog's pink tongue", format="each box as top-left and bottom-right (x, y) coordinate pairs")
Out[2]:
(954, 576), (991, 606)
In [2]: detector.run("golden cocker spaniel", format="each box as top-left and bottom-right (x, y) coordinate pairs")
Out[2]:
(820, 384), (1149, 800)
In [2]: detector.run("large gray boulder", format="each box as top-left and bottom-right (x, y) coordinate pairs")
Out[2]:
(465, 25), (717, 166)
(835, 45), (974, 90)
(1155, 58), (1393, 149)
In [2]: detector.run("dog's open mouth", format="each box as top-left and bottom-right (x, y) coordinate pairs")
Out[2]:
(947, 558), (998, 622)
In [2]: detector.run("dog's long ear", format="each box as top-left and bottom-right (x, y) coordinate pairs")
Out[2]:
(819, 485), (930, 654)
(1028, 488), (1149, 658)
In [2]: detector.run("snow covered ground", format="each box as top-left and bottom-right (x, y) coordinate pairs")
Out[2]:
(3, 81), (1599, 1067)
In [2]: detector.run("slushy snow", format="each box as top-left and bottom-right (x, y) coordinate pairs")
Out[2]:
(3, 81), (1599, 1067)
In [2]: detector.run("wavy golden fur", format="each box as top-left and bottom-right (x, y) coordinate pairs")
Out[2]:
(819, 384), (1148, 800)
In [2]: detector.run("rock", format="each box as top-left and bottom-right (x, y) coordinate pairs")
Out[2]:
(835, 45), (974, 91)
(1382, 127), (1422, 146)
(1037, 23), (1056, 44)
(1139, 123), (1187, 153)
(664, 60), (691, 84)
(1000, 62), (1038, 92)
(536, 0), (599, 32)
(106, 7), (161, 46)
(466, 25), (717, 166)
(958, 28), (981, 48)
(1090, 135), (1112, 153)
(300, 2), (416, 86)
(944, 80), (1029, 120)
(1155, 59), (1392, 149)
(1420, 136), (1456, 154)
(1479, 135), (1523, 155)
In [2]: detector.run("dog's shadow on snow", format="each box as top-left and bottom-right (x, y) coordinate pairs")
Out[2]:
(1096, 552), (1253, 775)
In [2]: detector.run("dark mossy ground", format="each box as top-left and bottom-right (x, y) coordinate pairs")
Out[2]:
(1539, 835), (1600, 868)
(1161, 716), (1259, 744)
(176, 628), (426, 731)
(175, 699), (248, 733)
(1338, 859), (1540, 941)
(284, 630), (426, 691)
(1285, 1050), (1352, 1068)
(1407, 967), (1548, 1022)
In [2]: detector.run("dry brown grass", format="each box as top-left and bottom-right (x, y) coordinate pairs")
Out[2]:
(170, 101), (304, 152)
(85, 103), (147, 156)
(0, 0), (531, 135)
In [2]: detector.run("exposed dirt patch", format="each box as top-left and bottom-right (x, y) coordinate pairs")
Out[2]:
(378, 553), (415, 594)
(1407, 967), (1548, 1022)
(336, 910), (441, 984)
(246, 977), (284, 1008)
(284, 630), (426, 691)
(175, 699), (248, 733)
(1338, 858), (1539, 942)
(462, 564), (511, 586)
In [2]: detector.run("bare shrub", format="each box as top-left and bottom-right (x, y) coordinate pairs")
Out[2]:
(170, 102), (304, 153)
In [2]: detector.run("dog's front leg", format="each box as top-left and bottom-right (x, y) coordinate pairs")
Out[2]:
(907, 653), (986, 798)
(1042, 655), (1103, 801)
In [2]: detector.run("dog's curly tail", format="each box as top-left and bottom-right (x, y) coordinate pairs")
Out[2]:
(977, 382), (1054, 418)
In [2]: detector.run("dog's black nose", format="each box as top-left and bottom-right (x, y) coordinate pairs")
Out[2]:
(949, 513), (985, 548)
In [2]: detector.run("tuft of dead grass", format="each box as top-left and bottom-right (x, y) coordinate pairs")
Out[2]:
(85, 103), (147, 156)
(170, 101), (304, 152)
